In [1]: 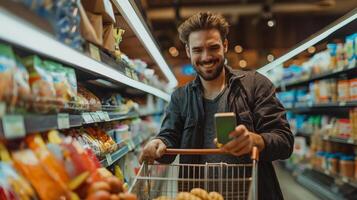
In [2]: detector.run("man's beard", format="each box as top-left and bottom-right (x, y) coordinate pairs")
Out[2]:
(194, 59), (225, 81)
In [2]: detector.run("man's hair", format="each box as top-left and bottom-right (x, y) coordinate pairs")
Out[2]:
(178, 12), (229, 45)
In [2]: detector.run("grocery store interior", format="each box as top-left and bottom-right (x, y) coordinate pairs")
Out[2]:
(0, 0), (356, 200)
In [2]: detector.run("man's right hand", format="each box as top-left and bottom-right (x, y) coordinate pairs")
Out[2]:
(139, 139), (167, 164)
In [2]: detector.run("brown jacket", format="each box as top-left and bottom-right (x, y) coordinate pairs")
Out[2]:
(156, 66), (294, 200)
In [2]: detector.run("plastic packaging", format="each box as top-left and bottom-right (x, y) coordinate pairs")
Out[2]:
(0, 44), (17, 110)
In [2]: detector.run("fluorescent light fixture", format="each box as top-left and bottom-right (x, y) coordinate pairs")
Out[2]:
(258, 8), (357, 75)
(0, 8), (171, 101)
(113, 0), (178, 89)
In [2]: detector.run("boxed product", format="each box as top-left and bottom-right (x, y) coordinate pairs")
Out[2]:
(0, 44), (17, 109)
(345, 33), (356, 67)
(79, 3), (103, 46)
(103, 24), (116, 52)
(350, 78), (357, 101)
(338, 79), (350, 102)
(81, 0), (116, 23)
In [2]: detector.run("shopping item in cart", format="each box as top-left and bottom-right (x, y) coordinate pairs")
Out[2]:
(130, 147), (259, 200)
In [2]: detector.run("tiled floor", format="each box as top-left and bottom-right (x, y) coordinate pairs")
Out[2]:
(275, 164), (321, 200)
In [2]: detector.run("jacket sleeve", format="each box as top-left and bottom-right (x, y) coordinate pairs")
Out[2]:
(155, 89), (184, 163)
(253, 72), (294, 161)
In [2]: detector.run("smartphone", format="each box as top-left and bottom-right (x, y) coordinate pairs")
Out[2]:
(214, 112), (236, 145)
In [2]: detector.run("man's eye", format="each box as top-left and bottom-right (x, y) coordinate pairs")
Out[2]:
(192, 49), (202, 53)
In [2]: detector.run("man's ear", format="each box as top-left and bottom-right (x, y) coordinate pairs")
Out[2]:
(185, 44), (191, 58)
(223, 39), (228, 53)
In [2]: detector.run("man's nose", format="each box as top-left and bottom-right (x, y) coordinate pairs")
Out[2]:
(201, 50), (213, 61)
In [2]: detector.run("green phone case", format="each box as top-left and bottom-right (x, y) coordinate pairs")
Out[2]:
(214, 112), (236, 144)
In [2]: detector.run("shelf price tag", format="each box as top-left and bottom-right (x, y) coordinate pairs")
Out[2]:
(57, 113), (70, 129)
(96, 111), (106, 121)
(103, 112), (110, 121)
(90, 112), (100, 122)
(106, 154), (113, 165)
(82, 113), (93, 123)
(2, 115), (25, 139)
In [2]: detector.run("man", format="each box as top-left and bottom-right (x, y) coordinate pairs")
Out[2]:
(139, 12), (294, 200)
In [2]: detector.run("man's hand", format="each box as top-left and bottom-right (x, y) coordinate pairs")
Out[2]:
(139, 139), (167, 164)
(221, 125), (265, 157)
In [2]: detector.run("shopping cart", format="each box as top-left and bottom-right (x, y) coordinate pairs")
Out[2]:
(129, 147), (259, 200)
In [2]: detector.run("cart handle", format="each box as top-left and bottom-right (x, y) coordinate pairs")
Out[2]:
(164, 146), (259, 161)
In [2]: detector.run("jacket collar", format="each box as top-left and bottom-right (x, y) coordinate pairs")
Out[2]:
(191, 65), (246, 90)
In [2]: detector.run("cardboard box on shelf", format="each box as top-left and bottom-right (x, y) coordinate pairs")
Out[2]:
(79, 4), (103, 46)
(103, 24), (115, 52)
(81, 0), (116, 23)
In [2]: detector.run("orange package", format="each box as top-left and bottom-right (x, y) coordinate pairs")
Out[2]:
(12, 150), (70, 200)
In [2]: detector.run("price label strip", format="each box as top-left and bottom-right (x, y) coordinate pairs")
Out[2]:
(57, 113), (70, 129)
(82, 113), (93, 123)
(90, 112), (100, 122)
(103, 112), (110, 121)
(2, 115), (26, 139)
(96, 111), (107, 121)
(106, 154), (113, 165)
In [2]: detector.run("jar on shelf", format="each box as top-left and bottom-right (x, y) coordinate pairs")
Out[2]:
(340, 155), (355, 178)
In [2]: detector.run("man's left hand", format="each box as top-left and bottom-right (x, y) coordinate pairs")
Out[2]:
(221, 125), (265, 157)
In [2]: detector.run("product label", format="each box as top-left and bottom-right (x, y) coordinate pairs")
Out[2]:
(82, 113), (93, 123)
(106, 154), (113, 165)
(57, 113), (70, 129)
(2, 115), (25, 139)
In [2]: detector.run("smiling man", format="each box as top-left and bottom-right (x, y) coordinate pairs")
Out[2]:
(139, 12), (294, 200)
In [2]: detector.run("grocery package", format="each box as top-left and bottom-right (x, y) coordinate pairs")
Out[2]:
(22, 55), (57, 112)
(0, 162), (37, 200)
(14, 56), (31, 108)
(79, 2), (104, 46)
(12, 149), (71, 199)
(78, 85), (102, 111)
(350, 78), (357, 101)
(0, 44), (17, 109)
(345, 33), (357, 67)
(154, 188), (224, 200)
(103, 24), (115, 52)
(81, 0), (116, 23)
(43, 60), (75, 104)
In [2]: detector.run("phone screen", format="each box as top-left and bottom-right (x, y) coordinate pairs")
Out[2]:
(214, 112), (236, 145)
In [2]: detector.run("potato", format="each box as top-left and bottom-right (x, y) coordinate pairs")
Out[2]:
(190, 188), (209, 200)
(106, 177), (123, 193)
(208, 192), (224, 200)
(88, 181), (111, 194)
(86, 190), (111, 200)
(176, 192), (201, 200)
(118, 193), (137, 200)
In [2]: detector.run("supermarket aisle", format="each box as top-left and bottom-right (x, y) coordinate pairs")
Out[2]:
(275, 164), (321, 200)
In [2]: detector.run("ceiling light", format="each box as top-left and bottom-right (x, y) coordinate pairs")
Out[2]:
(258, 8), (357, 75)
(267, 19), (275, 27)
(239, 60), (247, 68)
(267, 54), (275, 62)
(113, 0), (177, 88)
(307, 46), (316, 54)
(234, 45), (243, 53)
(169, 47), (179, 57)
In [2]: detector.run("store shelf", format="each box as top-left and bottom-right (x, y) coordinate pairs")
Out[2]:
(0, 111), (139, 139)
(0, 8), (170, 102)
(278, 65), (357, 91)
(311, 167), (357, 188)
(321, 135), (357, 145)
(286, 101), (357, 113)
(100, 133), (151, 167)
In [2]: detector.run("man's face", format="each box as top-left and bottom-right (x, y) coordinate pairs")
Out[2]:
(186, 29), (228, 81)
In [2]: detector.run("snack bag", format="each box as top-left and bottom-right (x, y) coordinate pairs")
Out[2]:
(0, 162), (37, 200)
(78, 85), (101, 111)
(12, 150), (70, 200)
(14, 56), (31, 108)
(0, 44), (17, 110)
(22, 56), (56, 112)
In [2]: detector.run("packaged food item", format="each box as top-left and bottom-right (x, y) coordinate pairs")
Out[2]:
(350, 78), (357, 101)
(340, 155), (354, 178)
(78, 85), (102, 111)
(43, 60), (74, 104)
(327, 43), (337, 70)
(22, 55), (57, 112)
(12, 149), (70, 200)
(14, 56), (31, 108)
(337, 79), (350, 102)
(345, 33), (356, 67)
(336, 43), (347, 69)
(0, 162), (37, 200)
(79, 2), (103, 46)
(0, 44), (17, 109)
